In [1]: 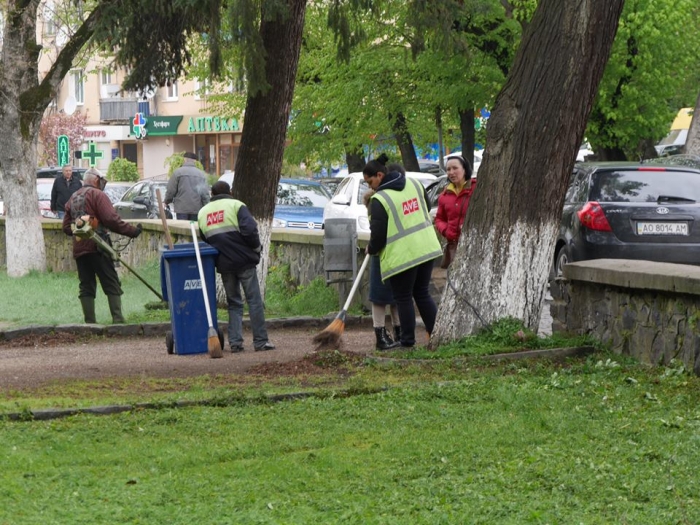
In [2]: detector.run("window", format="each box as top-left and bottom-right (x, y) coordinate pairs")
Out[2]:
(101, 70), (113, 86)
(70, 70), (84, 105)
(43, 3), (56, 36)
(165, 81), (178, 100)
(194, 79), (210, 100)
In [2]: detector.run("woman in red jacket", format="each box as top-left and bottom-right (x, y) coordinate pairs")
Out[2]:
(435, 156), (477, 266)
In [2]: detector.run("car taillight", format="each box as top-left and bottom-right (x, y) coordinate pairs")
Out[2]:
(577, 201), (612, 232)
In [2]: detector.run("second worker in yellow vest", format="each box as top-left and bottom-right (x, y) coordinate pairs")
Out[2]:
(364, 158), (442, 347)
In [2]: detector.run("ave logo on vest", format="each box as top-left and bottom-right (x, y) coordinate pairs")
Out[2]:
(184, 279), (202, 290)
(206, 210), (225, 226)
(402, 198), (420, 215)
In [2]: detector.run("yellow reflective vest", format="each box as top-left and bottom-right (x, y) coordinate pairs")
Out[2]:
(371, 178), (442, 281)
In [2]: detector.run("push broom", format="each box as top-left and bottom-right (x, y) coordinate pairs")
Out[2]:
(190, 222), (223, 359)
(313, 253), (370, 346)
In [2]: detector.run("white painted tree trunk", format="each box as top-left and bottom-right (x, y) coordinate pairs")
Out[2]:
(684, 90), (700, 157)
(432, 0), (625, 346)
(1, 0), (46, 276)
(256, 217), (273, 300)
(1, 141), (47, 276)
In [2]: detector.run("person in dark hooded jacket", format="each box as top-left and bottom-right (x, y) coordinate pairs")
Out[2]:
(364, 157), (442, 347)
(197, 181), (275, 353)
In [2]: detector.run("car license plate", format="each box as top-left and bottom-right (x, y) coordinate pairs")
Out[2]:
(636, 222), (688, 235)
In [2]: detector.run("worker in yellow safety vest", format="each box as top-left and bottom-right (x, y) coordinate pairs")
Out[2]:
(364, 155), (442, 348)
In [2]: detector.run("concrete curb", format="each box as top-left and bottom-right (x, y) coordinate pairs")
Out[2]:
(2, 388), (389, 422)
(0, 315), (378, 342)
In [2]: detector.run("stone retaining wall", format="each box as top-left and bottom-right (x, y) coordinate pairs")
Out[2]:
(550, 259), (700, 375)
(0, 218), (372, 306)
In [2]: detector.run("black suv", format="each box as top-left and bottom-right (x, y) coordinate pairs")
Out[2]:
(36, 166), (87, 180)
(552, 162), (700, 278)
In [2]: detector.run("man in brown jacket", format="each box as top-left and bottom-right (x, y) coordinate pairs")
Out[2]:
(62, 168), (142, 324)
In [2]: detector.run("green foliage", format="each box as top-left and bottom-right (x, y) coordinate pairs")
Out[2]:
(586, 0), (700, 159)
(0, 261), (346, 327)
(2, 356), (700, 523)
(106, 158), (139, 182)
(264, 264), (342, 317)
(396, 317), (600, 359)
(163, 152), (205, 177)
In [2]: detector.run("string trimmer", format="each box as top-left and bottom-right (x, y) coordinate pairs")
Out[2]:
(72, 216), (164, 301)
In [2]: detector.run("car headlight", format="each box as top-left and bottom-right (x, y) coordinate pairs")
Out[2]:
(272, 218), (287, 228)
(358, 215), (371, 231)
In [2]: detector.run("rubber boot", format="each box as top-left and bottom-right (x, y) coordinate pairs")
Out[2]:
(375, 327), (400, 350)
(107, 295), (125, 324)
(80, 297), (96, 324)
(394, 326), (401, 343)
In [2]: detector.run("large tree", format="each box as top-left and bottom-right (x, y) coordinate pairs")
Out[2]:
(432, 0), (625, 345)
(0, 0), (217, 277)
(229, 0), (308, 293)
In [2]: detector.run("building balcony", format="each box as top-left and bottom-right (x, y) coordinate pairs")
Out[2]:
(99, 98), (143, 123)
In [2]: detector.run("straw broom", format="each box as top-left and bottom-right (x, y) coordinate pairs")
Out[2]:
(190, 222), (223, 358)
(313, 253), (370, 345)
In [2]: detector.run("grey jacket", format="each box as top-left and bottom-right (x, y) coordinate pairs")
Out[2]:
(164, 158), (210, 214)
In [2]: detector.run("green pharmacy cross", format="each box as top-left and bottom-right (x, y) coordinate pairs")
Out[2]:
(82, 142), (104, 167)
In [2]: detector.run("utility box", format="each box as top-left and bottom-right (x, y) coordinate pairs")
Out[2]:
(160, 243), (221, 355)
(323, 218), (358, 285)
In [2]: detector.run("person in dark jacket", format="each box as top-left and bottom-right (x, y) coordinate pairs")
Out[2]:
(364, 157), (442, 347)
(51, 165), (82, 219)
(165, 152), (210, 220)
(62, 168), (142, 324)
(197, 181), (275, 353)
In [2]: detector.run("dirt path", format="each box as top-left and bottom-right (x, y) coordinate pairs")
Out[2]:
(0, 325), (377, 391)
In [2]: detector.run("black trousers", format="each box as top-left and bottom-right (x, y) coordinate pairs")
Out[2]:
(388, 259), (437, 346)
(76, 252), (123, 298)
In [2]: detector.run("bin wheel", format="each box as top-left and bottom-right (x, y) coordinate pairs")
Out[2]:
(166, 331), (174, 355)
(217, 328), (224, 351)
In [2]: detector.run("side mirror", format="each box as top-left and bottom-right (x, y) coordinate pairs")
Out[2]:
(133, 196), (150, 206)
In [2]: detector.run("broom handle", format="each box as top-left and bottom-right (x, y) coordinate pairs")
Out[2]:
(341, 253), (370, 312)
(190, 222), (214, 328)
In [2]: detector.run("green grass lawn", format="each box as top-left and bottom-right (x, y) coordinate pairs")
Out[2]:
(4, 263), (698, 523)
(0, 261), (347, 327)
(2, 355), (699, 524)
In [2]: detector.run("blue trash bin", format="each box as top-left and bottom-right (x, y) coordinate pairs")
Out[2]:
(160, 242), (221, 355)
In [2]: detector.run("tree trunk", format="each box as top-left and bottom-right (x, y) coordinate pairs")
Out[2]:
(345, 147), (365, 173)
(1, 0), (47, 276)
(432, 0), (624, 345)
(459, 108), (476, 169)
(1, 1), (101, 277)
(232, 0), (307, 298)
(391, 112), (420, 171)
(683, 90), (700, 157)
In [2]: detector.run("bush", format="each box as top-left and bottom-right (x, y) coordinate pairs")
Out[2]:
(107, 158), (139, 182)
(164, 152), (205, 177)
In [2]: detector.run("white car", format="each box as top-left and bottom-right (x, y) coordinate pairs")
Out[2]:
(323, 171), (437, 233)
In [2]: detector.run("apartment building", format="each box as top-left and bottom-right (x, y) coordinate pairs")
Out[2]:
(37, 6), (243, 179)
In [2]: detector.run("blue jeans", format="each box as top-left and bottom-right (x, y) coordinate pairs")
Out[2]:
(221, 267), (268, 348)
(57, 211), (65, 219)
